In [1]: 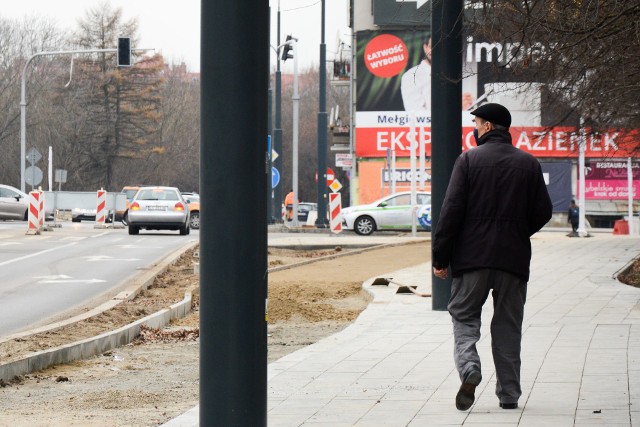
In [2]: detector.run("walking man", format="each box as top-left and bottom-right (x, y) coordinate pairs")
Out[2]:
(432, 103), (552, 411)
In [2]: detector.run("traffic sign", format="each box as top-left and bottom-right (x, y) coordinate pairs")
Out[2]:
(26, 147), (42, 164)
(272, 167), (280, 189)
(329, 178), (342, 193)
(25, 166), (43, 186)
(326, 167), (335, 186)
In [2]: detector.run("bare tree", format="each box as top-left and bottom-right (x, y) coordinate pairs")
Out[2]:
(59, 2), (164, 191)
(466, 0), (640, 143)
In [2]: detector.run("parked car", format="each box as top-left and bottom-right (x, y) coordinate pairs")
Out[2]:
(281, 202), (319, 224)
(182, 193), (200, 230)
(0, 184), (29, 220)
(71, 208), (114, 223)
(341, 191), (431, 235)
(0, 184), (55, 221)
(127, 186), (190, 235)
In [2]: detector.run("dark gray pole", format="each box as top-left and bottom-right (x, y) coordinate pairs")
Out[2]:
(315, 0), (329, 227)
(200, 1), (268, 425)
(268, 81), (274, 223)
(274, 5), (284, 223)
(431, 0), (463, 311)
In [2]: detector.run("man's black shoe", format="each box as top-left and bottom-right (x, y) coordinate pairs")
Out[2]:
(499, 402), (518, 409)
(455, 370), (482, 411)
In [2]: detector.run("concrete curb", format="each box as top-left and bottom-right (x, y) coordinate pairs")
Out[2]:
(0, 238), (427, 384)
(0, 290), (194, 383)
(0, 239), (198, 346)
(0, 239), (199, 383)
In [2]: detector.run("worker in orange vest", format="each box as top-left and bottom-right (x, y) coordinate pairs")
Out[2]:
(284, 190), (295, 221)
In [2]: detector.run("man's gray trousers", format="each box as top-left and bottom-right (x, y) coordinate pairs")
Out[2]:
(448, 268), (527, 405)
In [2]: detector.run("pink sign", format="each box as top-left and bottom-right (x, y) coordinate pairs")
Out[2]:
(580, 161), (640, 200)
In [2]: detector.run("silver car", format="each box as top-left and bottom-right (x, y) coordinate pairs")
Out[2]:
(341, 191), (431, 235)
(0, 184), (29, 220)
(127, 186), (190, 235)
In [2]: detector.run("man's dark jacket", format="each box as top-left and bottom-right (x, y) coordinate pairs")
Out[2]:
(432, 129), (552, 282)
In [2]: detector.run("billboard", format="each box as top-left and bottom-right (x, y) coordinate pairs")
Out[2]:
(580, 160), (640, 200)
(355, 30), (637, 159)
(354, 30), (638, 204)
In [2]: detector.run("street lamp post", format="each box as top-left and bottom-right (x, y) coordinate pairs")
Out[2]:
(19, 47), (151, 192)
(315, 0), (329, 227)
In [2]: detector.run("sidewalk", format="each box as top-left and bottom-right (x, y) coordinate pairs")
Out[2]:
(165, 231), (640, 426)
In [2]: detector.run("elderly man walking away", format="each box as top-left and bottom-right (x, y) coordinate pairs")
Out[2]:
(432, 103), (552, 411)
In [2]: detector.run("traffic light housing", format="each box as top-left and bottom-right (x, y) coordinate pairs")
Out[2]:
(281, 35), (293, 62)
(117, 37), (131, 67)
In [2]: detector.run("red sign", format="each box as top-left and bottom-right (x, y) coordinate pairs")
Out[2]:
(326, 167), (335, 186)
(355, 126), (637, 159)
(363, 34), (408, 78)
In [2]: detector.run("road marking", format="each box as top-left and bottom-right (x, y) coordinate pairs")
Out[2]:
(0, 242), (77, 266)
(83, 255), (141, 262)
(0, 242), (21, 246)
(115, 244), (163, 249)
(59, 236), (87, 241)
(34, 274), (72, 280)
(37, 278), (107, 284)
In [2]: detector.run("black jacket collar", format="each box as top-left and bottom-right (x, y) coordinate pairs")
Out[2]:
(477, 129), (512, 146)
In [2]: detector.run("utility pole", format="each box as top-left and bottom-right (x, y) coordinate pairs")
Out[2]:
(315, 0), (329, 227)
(430, 0), (463, 311)
(290, 38), (300, 227)
(200, 1), (268, 424)
(274, 1), (284, 222)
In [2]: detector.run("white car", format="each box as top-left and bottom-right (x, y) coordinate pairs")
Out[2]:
(127, 186), (190, 235)
(341, 191), (431, 235)
(0, 184), (29, 220)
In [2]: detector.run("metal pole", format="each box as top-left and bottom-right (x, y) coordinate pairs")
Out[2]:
(431, 0), (463, 311)
(628, 157), (634, 235)
(200, 1), (268, 424)
(274, 2), (283, 222)
(268, 80), (273, 223)
(577, 117), (588, 237)
(410, 114), (417, 237)
(315, 0), (329, 227)
(19, 47), (151, 193)
(349, 19), (357, 206)
(292, 39), (300, 227)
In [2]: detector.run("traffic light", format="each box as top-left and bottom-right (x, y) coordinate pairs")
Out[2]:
(281, 35), (293, 62)
(117, 37), (131, 67)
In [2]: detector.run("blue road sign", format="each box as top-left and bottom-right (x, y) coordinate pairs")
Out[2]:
(272, 167), (280, 189)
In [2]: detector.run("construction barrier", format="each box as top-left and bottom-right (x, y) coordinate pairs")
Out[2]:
(26, 191), (41, 235)
(95, 189), (107, 225)
(329, 192), (342, 234)
(613, 220), (629, 235)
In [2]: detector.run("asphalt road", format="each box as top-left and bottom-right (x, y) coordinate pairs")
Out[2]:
(0, 220), (198, 337)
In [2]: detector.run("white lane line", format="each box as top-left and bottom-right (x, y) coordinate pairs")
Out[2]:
(83, 255), (141, 262)
(0, 242), (78, 266)
(37, 278), (106, 284)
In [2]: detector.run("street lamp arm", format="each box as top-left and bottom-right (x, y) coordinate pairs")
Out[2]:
(19, 47), (154, 192)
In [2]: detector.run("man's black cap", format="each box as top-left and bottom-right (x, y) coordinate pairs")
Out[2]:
(471, 103), (512, 128)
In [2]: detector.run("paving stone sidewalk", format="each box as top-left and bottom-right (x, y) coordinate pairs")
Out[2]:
(166, 231), (640, 426)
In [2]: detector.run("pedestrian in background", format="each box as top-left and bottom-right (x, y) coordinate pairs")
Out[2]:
(568, 200), (579, 235)
(284, 190), (294, 221)
(432, 103), (552, 411)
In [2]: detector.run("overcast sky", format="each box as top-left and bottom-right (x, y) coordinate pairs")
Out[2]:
(0, 0), (350, 73)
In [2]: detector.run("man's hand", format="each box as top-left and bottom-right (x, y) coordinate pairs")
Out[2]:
(433, 266), (448, 279)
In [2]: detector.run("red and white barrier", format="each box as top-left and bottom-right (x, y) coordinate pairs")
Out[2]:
(329, 192), (342, 234)
(95, 189), (107, 225)
(38, 190), (45, 229)
(26, 191), (41, 235)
